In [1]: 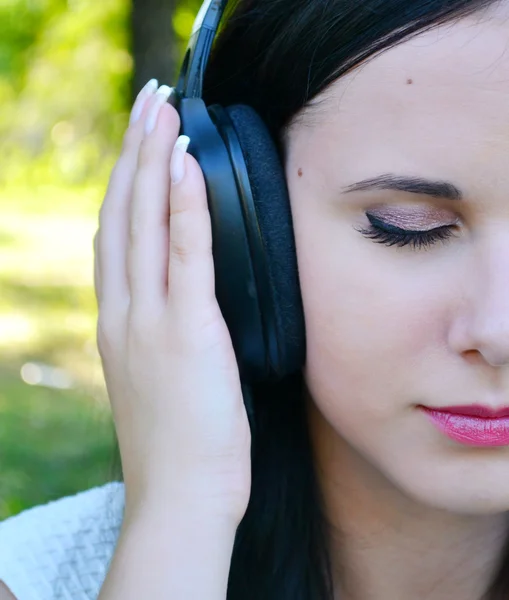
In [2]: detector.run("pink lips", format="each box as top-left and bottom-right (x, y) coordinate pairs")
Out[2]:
(420, 405), (509, 447)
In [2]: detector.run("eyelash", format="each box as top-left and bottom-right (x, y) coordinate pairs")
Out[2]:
(359, 213), (458, 249)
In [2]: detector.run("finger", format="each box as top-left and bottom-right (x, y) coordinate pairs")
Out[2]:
(167, 136), (216, 311)
(128, 87), (180, 311)
(98, 79), (158, 311)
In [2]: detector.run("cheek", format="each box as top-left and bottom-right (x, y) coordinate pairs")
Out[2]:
(293, 206), (455, 424)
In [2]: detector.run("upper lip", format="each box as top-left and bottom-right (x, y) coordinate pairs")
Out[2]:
(422, 405), (509, 418)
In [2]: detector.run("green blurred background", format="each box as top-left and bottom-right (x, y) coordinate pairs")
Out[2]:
(0, 0), (202, 519)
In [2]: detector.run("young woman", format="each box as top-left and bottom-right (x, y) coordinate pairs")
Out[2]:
(2, 0), (509, 598)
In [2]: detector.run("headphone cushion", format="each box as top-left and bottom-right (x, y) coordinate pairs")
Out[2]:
(225, 104), (305, 378)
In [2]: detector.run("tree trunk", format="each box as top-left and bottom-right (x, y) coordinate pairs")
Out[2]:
(131, 0), (179, 100)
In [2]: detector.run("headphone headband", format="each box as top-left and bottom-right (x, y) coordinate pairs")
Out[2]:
(176, 0), (228, 99)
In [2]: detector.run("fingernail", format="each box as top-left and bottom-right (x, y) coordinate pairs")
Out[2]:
(129, 78), (158, 125)
(170, 136), (191, 184)
(145, 85), (173, 135)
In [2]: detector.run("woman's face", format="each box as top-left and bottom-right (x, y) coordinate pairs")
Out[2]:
(285, 5), (509, 514)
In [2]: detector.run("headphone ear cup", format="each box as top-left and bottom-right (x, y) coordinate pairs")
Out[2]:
(224, 104), (306, 380)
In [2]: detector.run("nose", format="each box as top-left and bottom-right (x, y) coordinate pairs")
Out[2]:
(449, 236), (509, 368)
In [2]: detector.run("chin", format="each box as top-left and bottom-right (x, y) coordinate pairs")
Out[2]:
(397, 474), (509, 516)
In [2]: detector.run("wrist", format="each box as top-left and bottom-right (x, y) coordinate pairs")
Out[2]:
(123, 475), (249, 528)
(101, 496), (238, 600)
(122, 492), (242, 537)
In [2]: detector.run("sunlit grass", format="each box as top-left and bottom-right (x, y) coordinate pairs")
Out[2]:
(0, 183), (117, 518)
(0, 366), (117, 520)
(0, 186), (102, 376)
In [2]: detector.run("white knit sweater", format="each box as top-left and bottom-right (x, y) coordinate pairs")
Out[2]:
(0, 483), (125, 600)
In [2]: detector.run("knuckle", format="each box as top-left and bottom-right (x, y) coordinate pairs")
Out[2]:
(128, 193), (145, 242)
(128, 313), (147, 340)
(170, 238), (195, 265)
(137, 137), (154, 170)
(128, 222), (136, 245)
(170, 210), (212, 259)
(129, 211), (143, 244)
(128, 310), (160, 348)
(128, 167), (159, 243)
(132, 162), (152, 196)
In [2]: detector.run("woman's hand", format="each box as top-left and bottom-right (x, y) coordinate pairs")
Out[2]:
(94, 79), (252, 526)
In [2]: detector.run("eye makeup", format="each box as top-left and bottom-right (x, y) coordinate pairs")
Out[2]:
(364, 204), (460, 231)
(357, 204), (461, 249)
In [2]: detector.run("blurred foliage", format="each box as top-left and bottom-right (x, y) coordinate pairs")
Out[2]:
(0, 0), (202, 191)
(0, 0), (201, 517)
(0, 0), (131, 190)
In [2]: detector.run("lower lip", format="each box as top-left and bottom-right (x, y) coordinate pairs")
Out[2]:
(421, 407), (509, 447)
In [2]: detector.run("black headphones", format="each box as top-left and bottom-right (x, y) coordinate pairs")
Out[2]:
(173, 0), (306, 385)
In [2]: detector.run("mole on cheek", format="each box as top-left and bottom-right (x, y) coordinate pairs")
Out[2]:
(298, 168), (303, 177)
(406, 78), (413, 84)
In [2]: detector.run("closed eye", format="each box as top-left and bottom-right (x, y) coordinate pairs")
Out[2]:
(358, 213), (458, 249)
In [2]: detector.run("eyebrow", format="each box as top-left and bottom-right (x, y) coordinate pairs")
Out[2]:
(342, 174), (463, 201)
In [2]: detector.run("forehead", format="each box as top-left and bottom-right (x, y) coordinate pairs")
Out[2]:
(294, 4), (509, 200)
